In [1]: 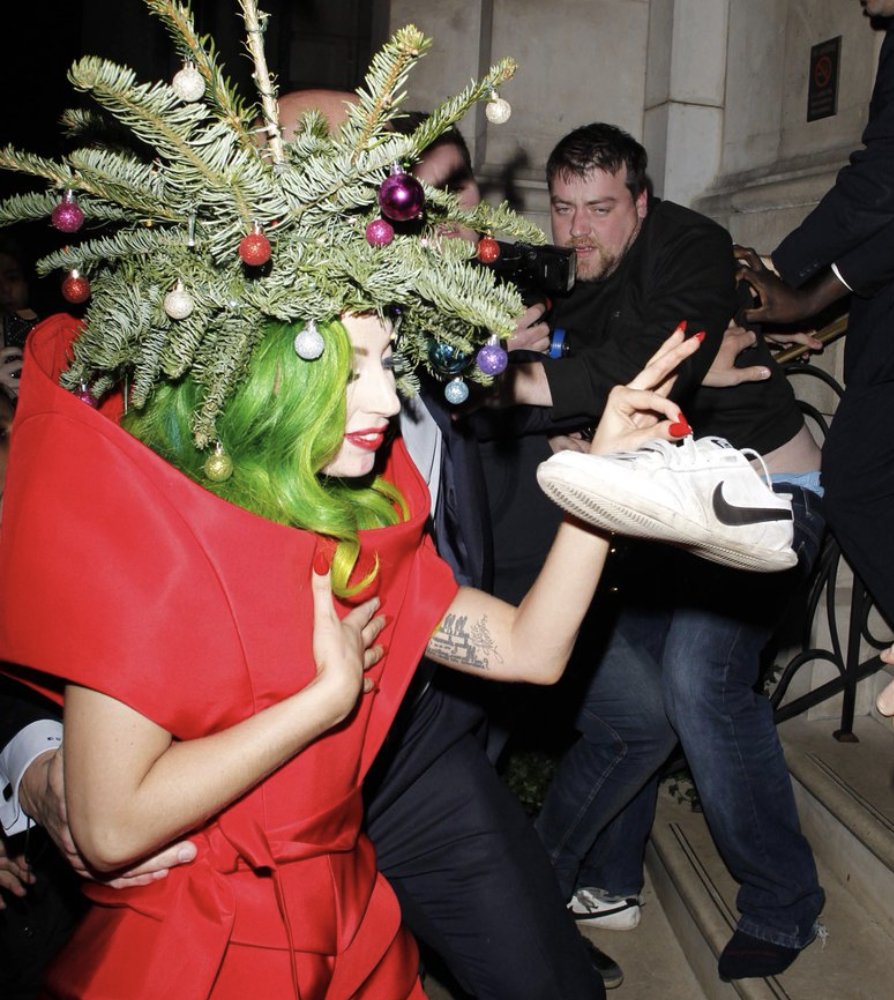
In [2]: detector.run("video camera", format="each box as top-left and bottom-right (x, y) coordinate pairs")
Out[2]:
(482, 241), (577, 358)
(485, 241), (576, 299)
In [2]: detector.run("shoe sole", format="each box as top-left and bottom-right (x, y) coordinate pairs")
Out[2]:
(571, 906), (642, 932)
(537, 464), (797, 573)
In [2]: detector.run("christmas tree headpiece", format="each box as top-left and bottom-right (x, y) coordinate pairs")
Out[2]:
(0, 0), (542, 448)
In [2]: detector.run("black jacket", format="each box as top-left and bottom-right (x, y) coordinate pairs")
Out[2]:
(774, 23), (894, 386)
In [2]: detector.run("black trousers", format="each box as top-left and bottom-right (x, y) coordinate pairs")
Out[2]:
(0, 830), (87, 1000)
(822, 382), (894, 628)
(364, 672), (604, 1000)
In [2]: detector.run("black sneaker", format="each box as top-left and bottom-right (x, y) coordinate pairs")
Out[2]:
(581, 936), (624, 990)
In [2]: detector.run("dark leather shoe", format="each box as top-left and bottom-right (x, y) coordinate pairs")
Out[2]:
(582, 935), (624, 989)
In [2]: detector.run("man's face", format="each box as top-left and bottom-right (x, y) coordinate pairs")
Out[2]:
(861, 0), (894, 17)
(413, 142), (482, 243)
(549, 168), (647, 281)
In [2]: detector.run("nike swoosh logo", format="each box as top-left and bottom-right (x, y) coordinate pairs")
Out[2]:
(712, 483), (794, 526)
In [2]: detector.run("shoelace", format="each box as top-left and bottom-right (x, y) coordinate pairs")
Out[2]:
(603, 436), (776, 489)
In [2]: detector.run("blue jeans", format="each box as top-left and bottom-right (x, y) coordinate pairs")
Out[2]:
(535, 485), (826, 949)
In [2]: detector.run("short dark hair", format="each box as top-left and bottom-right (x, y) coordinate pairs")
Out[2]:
(394, 111), (473, 173)
(547, 123), (647, 198)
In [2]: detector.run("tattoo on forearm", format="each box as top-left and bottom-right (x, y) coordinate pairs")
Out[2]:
(429, 612), (504, 670)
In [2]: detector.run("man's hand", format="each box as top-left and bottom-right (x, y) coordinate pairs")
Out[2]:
(0, 836), (34, 908)
(702, 321), (769, 387)
(548, 431), (591, 454)
(508, 302), (550, 353)
(735, 244), (848, 325)
(19, 747), (197, 888)
(763, 330), (823, 351)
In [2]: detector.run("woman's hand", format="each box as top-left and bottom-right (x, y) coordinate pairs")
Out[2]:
(310, 555), (386, 725)
(589, 323), (701, 455)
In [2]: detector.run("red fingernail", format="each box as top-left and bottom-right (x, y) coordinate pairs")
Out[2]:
(674, 320), (688, 334)
(694, 331), (706, 342)
(313, 550), (331, 576)
(669, 413), (692, 438)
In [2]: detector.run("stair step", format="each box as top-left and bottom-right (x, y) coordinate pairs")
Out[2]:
(648, 773), (894, 999)
(780, 714), (894, 939)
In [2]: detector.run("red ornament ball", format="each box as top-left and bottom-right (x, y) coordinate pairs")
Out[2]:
(366, 218), (395, 247)
(477, 237), (501, 264)
(61, 272), (91, 304)
(239, 232), (272, 266)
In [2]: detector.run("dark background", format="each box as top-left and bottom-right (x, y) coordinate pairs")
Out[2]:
(1, 0), (381, 312)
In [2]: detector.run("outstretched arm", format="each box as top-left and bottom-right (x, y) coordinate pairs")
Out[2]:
(64, 566), (384, 873)
(426, 329), (699, 683)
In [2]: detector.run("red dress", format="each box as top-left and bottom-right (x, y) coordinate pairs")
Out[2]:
(0, 315), (459, 999)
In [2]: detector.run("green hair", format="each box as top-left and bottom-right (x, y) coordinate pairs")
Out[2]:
(123, 317), (406, 595)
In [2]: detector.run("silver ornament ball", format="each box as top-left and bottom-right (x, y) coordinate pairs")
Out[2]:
(172, 64), (206, 103)
(294, 324), (325, 361)
(485, 97), (512, 124)
(164, 285), (195, 320)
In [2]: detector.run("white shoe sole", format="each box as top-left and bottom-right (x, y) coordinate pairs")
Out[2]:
(537, 458), (797, 573)
(571, 905), (642, 931)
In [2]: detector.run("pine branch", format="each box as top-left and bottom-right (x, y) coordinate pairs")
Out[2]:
(343, 26), (432, 157)
(143, 0), (255, 143)
(0, 145), (76, 188)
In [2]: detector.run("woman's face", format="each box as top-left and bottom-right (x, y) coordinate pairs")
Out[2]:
(321, 314), (401, 478)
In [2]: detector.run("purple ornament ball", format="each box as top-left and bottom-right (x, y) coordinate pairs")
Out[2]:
(378, 171), (425, 222)
(476, 342), (508, 376)
(75, 387), (98, 408)
(51, 201), (85, 234)
(366, 218), (395, 247)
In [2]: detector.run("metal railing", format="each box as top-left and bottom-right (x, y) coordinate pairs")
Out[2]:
(761, 316), (890, 740)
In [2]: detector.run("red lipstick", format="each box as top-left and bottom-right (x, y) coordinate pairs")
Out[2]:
(344, 426), (388, 451)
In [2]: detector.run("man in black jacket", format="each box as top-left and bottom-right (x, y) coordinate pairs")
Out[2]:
(495, 122), (825, 982)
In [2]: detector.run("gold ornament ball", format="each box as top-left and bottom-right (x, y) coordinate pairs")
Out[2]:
(203, 450), (234, 482)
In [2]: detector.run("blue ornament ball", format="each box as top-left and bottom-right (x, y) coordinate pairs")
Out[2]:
(444, 377), (470, 405)
(428, 340), (470, 376)
(476, 342), (508, 376)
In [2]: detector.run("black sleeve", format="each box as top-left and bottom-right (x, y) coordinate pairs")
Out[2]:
(0, 674), (61, 750)
(543, 215), (736, 421)
(774, 33), (894, 286)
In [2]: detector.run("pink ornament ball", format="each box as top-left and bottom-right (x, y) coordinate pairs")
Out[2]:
(51, 199), (85, 234)
(75, 387), (98, 408)
(477, 342), (509, 376)
(378, 170), (425, 222)
(366, 218), (395, 247)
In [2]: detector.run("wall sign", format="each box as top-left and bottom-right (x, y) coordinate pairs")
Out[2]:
(807, 36), (841, 122)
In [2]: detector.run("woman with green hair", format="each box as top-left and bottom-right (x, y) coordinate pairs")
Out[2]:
(0, 306), (696, 998)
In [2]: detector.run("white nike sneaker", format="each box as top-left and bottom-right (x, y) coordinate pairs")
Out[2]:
(536, 436), (797, 572)
(569, 887), (642, 931)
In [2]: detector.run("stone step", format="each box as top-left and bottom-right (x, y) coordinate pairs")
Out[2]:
(647, 715), (894, 1000)
(780, 713), (894, 940)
